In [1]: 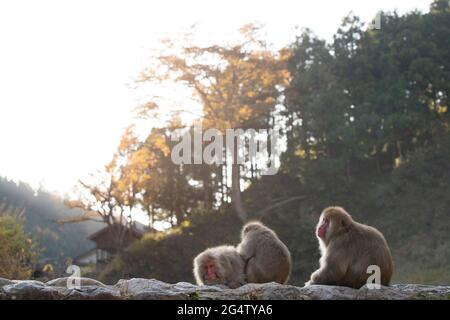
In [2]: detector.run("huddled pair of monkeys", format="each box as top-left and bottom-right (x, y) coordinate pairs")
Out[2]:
(193, 206), (394, 289)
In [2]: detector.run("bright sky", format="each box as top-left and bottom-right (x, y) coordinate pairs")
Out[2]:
(0, 0), (431, 196)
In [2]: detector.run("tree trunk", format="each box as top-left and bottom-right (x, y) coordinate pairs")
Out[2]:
(202, 165), (213, 210)
(396, 140), (403, 158)
(375, 147), (381, 174)
(231, 162), (247, 222)
(150, 206), (154, 229)
(223, 148), (228, 203)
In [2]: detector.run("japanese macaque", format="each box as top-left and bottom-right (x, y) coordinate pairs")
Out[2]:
(306, 206), (394, 289)
(237, 221), (292, 284)
(193, 245), (246, 288)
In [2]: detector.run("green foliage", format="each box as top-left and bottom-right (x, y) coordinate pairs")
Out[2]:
(0, 212), (37, 279)
(285, 6), (450, 186)
(98, 132), (450, 285)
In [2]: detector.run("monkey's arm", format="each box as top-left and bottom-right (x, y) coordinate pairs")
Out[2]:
(225, 262), (247, 289)
(226, 276), (247, 289)
(309, 252), (348, 285)
(237, 237), (257, 260)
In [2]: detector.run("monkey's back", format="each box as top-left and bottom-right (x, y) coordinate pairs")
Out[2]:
(338, 223), (393, 288)
(253, 230), (291, 283)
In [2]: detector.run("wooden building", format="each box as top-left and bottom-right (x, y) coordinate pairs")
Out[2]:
(74, 221), (149, 269)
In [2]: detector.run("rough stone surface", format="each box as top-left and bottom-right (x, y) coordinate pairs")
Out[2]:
(47, 277), (107, 288)
(0, 278), (449, 300)
(115, 279), (310, 300)
(61, 286), (121, 300)
(2, 280), (64, 300)
(0, 278), (14, 288)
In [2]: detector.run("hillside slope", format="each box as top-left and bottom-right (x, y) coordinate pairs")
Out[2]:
(99, 137), (450, 285)
(0, 178), (102, 265)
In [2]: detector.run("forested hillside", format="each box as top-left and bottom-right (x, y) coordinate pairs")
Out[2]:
(95, 2), (450, 285)
(0, 177), (102, 265)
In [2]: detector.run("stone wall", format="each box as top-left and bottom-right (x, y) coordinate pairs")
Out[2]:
(0, 277), (449, 300)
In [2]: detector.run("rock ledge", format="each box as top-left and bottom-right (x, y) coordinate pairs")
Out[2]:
(0, 278), (449, 300)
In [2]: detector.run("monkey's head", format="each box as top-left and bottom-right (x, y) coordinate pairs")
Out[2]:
(241, 221), (266, 238)
(316, 206), (353, 245)
(194, 251), (225, 285)
(202, 258), (223, 284)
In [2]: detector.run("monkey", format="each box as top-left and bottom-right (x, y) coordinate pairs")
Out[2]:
(193, 245), (247, 289)
(306, 206), (394, 289)
(237, 221), (292, 284)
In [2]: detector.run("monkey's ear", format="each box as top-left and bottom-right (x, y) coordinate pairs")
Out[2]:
(243, 225), (252, 234)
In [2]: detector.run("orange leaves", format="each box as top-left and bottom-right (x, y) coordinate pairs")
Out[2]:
(134, 101), (159, 120)
(150, 133), (171, 157)
(137, 24), (291, 132)
(113, 127), (175, 210)
(118, 125), (138, 156)
(237, 105), (253, 122)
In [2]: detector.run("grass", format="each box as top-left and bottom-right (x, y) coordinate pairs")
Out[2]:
(392, 267), (450, 285)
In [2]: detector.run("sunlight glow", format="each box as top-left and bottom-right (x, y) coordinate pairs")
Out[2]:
(0, 0), (430, 195)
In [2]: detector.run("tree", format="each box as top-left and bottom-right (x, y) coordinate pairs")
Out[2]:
(284, 8), (450, 189)
(136, 125), (199, 227)
(139, 24), (290, 222)
(63, 158), (134, 252)
(112, 119), (202, 227)
(0, 207), (37, 279)
(430, 0), (450, 13)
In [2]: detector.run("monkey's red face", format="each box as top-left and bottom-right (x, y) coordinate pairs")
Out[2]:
(204, 261), (219, 281)
(317, 216), (330, 239)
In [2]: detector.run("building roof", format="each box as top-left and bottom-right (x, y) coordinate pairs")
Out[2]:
(88, 221), (150, 241)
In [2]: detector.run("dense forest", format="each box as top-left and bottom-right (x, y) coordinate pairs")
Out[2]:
(94, 1), (450, 285)
(1, 0), (449, 285)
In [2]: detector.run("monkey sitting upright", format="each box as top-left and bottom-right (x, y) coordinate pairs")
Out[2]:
(306, 206), (394, 289)
(193, 245), (247, 289)
(237, 221), (292, 284)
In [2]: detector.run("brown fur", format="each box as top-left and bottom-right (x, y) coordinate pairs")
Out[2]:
(308, 207), (394, 289)
(237, 221), (292, 284)
(193, 245), (246, 288)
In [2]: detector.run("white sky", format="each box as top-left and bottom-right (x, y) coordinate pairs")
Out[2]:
(0, 0), (431, 196)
